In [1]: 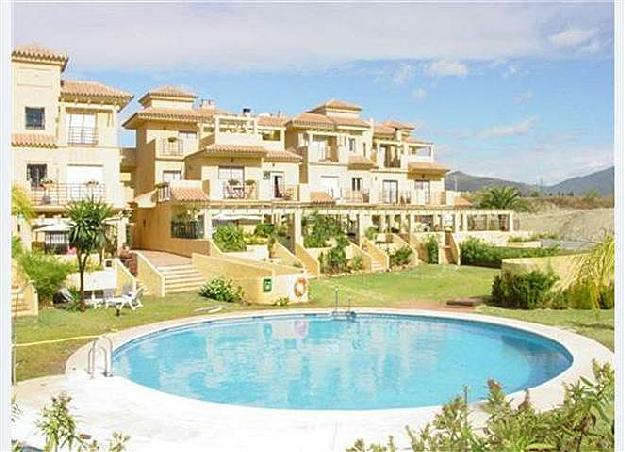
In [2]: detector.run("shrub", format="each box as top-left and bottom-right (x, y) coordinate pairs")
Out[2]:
(253, 223), (275, 238)
(17, 251), (74, 302)
(303, 212), (345, 248)
(198, 278), (244, 303)
(424, 235), (439, 264)
(491, 269), (559, 309)
(324, 236), (349, 274)
(213, 225), (246, 252)
(350, 255), (364, 272)
(460, 237), (564, 268)
(389, 245), (413, 267)
(349, 361), (614, 452)
(364, 227), (378, 241)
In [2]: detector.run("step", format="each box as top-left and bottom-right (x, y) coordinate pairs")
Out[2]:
(158, 264), (195, 272)
(163, 272), (204, 280)
(164, 280), (205, 290)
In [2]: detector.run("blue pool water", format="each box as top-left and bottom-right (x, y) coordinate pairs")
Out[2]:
(112, 313), (573, 410)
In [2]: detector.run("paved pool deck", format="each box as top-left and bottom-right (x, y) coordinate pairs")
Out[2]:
(12, 308), (613, 452)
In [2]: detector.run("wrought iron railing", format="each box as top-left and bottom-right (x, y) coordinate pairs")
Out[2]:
(67, 127), (98, 145)
(222, 182), (256, 200)
(29, 183), (106, 206)
(158, 138), (197, 157)
(171, 221), (204, 239)
(379, 190), (412, 205)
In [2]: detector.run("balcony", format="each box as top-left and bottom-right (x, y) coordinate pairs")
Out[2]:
(158, 138), (198, 157)
(383, 157), (401, 168)
(29, 183), (105, 206)
(379, 191), (412, 205)
(67, 127), (98, 146)
(343, 190), (370, 204)
(222, 181), (257, 200)
(171, 220), (204, 239)
(272, 183), (298, 201)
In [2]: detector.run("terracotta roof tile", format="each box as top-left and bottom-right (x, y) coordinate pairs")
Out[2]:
(331, 117), (370, 128)
(405, 136), (432, 145)
(12, 45), (68, 69)
(288, 112), (335, 130)
(257, 115), (289, 127)
(265, 148), (302, 162)
(373, 124), (396, 136)
(186, 144), (268, 160)
(454, 196), (473, 207)
(310, 191), (335, 203)
(347, 155), (377, 168)
(146, 85), (197, 98)
(381, 119), (414, 130)
(61, 80), (132, 106)
(311, 99), (362, 112)
(12, 133), (57, 148)
(170, 186), (210, 202)
(123, 107), (217, 129)
(407, 161), (450, 175)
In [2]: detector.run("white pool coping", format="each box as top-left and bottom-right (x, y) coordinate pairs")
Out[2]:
(13, 308), (613, 452)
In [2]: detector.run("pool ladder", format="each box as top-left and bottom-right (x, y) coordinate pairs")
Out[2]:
(87, 335), (114, 378)
(332, 288), (356, 320)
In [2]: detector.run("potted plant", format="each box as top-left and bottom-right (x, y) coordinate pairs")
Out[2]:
(85, 179), (100, 187)
(228, 179), (240, 186)
(167, 136), (178, 143)
(40, 177), (54, 189)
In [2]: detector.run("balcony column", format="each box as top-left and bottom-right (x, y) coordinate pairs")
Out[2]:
(407, 213), (414, 235)
(292, 210), (303, 247)
(116, 216), (129, 251)
(379, 213), (387, 233)
(508, 212), (515, 232)
(202, 210), (213, 239)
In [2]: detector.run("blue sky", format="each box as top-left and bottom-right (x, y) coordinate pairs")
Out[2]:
(14, 3), (614, 184)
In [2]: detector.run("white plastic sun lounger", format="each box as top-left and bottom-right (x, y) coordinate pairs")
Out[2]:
(104, 287), (144, 310)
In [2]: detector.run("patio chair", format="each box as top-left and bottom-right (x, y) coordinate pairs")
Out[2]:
(105, 287), (144, 311)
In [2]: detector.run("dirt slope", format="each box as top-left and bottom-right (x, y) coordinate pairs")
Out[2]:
(518, 208), (614, 242)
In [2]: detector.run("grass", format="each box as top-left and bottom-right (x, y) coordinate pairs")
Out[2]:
(14, 264), (613, 381)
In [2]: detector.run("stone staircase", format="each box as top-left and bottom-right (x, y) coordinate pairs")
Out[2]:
(159, 264), (206, 294)
(370, 259), (386, 272)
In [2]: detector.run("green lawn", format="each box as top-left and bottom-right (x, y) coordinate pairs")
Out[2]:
(14, 264), (613, 382)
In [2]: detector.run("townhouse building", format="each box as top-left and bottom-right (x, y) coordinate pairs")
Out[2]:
(11, 45), (132, 252)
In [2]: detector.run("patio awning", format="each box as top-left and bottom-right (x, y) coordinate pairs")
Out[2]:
(33, 223), (71, 233)
(213, 213), (263, 222)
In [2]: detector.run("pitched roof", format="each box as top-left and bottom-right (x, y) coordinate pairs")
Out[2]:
(311, 99), (362, 112)
(381, 119), (414, 130)
(265, 148), (302, 163)
(288, 112), (335, 130)
(454, 196), (473, 207)
(404, 136), (432, 145)
(146, 85), (197, 98)
(123, 107), (217, 129)
(170, 185), (210, 202)
(373, 124), (396, 136)
(61, 80), (132, 107)
(407, 161), (450, 175)
(347, 155), (377, 169)
(257, 115), (289, 127)
(186, 144), (268, 160)
(12, 45), (68, 69)
(12, 133), (57, 148)
(310, 191), (335, 204)
(330, 116), (370, 128)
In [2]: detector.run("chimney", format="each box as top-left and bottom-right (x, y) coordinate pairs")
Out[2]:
(242, 107), (251, 116)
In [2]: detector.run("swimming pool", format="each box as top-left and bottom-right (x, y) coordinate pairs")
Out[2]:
(112, 312), (573, 410)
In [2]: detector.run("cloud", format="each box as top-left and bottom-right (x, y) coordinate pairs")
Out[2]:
(514, 90), (534, 103)
(478, 117), (537, 139)
(550, 28), (596, 48)
(392, 64), (416, 85)
(12, 3), (613, 72)
(502, 65), (518, 78)
(424, 60), (468, 77)
(411, 87), (428, 100)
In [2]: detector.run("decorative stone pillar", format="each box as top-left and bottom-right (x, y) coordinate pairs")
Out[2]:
(203, 210), (213, 239)
(293, 210), (303, 246)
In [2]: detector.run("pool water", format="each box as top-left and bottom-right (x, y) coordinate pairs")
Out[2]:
(112, 313), (573, 410)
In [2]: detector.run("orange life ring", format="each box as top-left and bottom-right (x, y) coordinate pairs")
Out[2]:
(294, 277), (308, 299)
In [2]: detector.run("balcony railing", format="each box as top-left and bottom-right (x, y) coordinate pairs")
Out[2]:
(67, 127), (98, 146)
(343, 190), (370, 203)
(272, 184), (298, 201)
(383, 157), (401, 168)
(158, 138), (198, 157)
(379, 191), (412, 205)
(222, 182), (256, 200)
(29, 183), (105, 206)
(171, 220), (204, 239)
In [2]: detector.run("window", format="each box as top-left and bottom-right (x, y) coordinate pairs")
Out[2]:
(27, 164), (47, 188)
(348, 138), (356, 152)
(351, 177), (362, 192)
(218, 166), (244, 183)
(162, 170), (182, 183)
(67, 113), (97, 145)
(415, 179), (431, 204)
(362, 143), (367, 156)
(382, 180), (398, 203)
(25, 107), (45, 130)
(178, 131), (197, 140)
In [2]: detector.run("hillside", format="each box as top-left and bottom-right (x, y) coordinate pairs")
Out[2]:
(446, 166), (614, 195)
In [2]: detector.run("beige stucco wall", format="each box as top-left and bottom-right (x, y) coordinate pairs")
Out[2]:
(501, 254), (583, 290)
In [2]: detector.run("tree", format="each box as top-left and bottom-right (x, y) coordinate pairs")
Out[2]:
(478, 186), (528, 211)
(11, 185), (34, 220)
(66, 199), (114, 307)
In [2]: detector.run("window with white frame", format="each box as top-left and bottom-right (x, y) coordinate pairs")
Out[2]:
(67, 112), (97, 145)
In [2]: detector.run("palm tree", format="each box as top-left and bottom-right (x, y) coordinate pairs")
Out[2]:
(11, 185), (34, 220)
(66, 199), (114, 307)
(573, 233), (614, 309)
(478, 186), (528, 211)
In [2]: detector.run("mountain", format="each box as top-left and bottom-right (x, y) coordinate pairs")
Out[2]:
(445, 166), (614, 195)
(548, 167), (614, 196)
